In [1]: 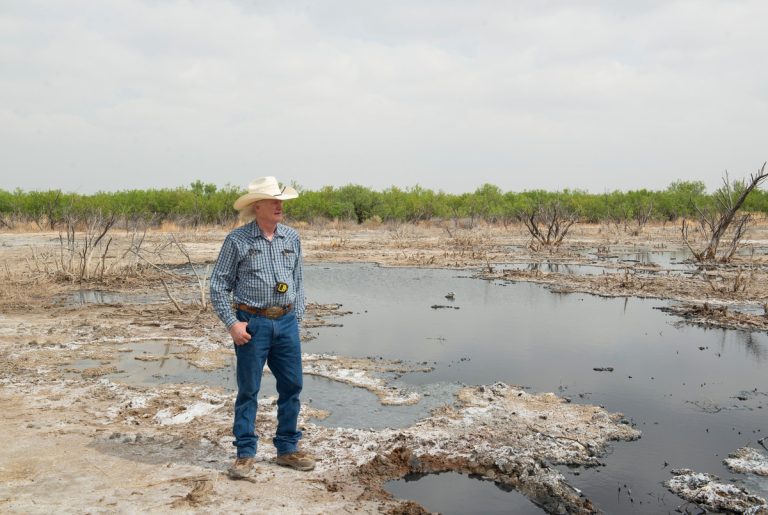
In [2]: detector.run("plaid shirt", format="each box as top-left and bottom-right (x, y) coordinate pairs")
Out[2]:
(210, 221), (305, 329)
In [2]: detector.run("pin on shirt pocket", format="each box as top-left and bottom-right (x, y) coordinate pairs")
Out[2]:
(282, 247), (296, 270)
(245, 247), (266, 272)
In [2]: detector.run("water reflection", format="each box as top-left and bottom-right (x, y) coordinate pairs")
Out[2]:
(386, 472), (544, 515)
(304, 263), (768, 514)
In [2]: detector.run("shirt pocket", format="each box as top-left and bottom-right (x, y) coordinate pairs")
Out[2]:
(242, 247), (267, 274)
(281, 247), (297, 271)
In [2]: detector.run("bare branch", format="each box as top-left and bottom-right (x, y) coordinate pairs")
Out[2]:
(161, 278), (184, 314)
(685, 162), (767, 262)
(518, 200), (577, 249)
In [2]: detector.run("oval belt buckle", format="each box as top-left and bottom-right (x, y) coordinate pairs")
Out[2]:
(265, 306), (282, 319)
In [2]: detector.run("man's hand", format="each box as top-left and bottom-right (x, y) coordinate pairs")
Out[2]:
(230, 321), (251, 345)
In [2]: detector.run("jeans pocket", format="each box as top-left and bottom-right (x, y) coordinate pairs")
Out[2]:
(246, 316), (259, 339)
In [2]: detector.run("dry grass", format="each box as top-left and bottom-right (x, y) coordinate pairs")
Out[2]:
(388, 223), (417, 248)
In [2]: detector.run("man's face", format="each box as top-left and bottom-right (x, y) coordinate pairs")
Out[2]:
(252, 199), (284, 225)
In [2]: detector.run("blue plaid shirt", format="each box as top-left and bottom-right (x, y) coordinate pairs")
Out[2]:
(210, 221), (305, 329)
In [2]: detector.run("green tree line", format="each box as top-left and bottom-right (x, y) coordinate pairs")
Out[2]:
(1, 179), (767, 228)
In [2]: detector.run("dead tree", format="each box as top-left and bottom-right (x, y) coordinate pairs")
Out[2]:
(44, 191), (63, 230)
(56, 208), (116, 281)
(607, 203), (631, 235)
(518, 201), (577, 249)
(170, 233), (208, 310)
(682, 162), (767, 262)
(80, 209), (116, 280)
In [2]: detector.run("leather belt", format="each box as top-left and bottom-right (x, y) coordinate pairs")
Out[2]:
(235, 303), (293, 319)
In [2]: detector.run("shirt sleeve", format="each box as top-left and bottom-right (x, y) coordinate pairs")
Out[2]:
(210, 235), (239, 329)
(293, 237), (306, 323)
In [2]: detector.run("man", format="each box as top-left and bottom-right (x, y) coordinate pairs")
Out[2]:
(210, 176), (315, 479)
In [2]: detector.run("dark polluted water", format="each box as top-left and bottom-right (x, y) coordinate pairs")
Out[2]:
(386, 471), (544, 515)
(303, 263), (768, 514)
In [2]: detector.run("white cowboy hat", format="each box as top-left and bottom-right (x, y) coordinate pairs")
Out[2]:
(233, 176), (299, 211)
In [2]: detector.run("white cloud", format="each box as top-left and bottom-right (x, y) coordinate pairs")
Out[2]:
(0, 0), (766, 194)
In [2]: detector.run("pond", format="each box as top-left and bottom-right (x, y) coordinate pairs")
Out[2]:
(66, 261), (767, 512)
(303, 263), (768, 514)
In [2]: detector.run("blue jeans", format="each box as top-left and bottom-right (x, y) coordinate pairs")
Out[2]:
(232, 308), (303, 458)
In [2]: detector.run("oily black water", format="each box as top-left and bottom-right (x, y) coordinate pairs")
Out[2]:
(304, 263), (768, 514)
(387, 471), (544, 514)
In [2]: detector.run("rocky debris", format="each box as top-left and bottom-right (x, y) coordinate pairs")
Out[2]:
(725, 447), (768, 477)
(665, 468), (768, 514)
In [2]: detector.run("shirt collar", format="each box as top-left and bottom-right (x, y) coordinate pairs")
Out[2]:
(250, 221), (285, 239)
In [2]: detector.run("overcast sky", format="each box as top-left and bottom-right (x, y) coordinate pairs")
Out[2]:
(1, 0), (767, 194)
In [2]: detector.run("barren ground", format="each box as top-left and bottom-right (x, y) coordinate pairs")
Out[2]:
(1, 221), (767, 513)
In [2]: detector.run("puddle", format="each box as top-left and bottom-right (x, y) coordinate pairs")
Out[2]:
(303, 376), (459, 429)
(585, 248), (694, 267)
(67, 341), (450, 430)
(303, 263), (768, 513)
(497, 262), (623, 276)
(497, 253), (699, 277)
(385, 472), (544, 514)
